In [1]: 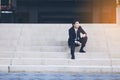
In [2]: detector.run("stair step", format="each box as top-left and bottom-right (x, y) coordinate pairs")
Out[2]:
(11, 58), (111, 66)
(0, 58), (119, 73)
(18, 41), (68, 46)
(0, 64), (120, 73)
(15, 46), (108, 52)
(10, 65), (112, 73)
(0, 58), (120, 66)
(0, 58), (109, 64)
(15, 52), (110, 59)
(0, 51), (112, 58)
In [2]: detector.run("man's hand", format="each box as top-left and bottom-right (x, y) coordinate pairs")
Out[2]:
(77, 41), (81, 45)
(75, 41), (81, 45)
(85, 34), (87, 37)
(81, 33), (87, 38)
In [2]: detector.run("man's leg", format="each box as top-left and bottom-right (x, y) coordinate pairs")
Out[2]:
(80, 36), (88, 52)
(70, 44), (76, 59)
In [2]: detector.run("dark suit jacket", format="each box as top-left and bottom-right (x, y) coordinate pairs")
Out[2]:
(68, 26), (86, 46)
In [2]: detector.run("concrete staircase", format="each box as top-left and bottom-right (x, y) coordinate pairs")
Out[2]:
(0, 24), (120, 73)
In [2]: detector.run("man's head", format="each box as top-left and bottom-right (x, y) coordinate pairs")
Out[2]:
(72, 20), (80, 29)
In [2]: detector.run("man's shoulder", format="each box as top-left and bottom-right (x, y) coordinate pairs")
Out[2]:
(69, 27), (74, 31)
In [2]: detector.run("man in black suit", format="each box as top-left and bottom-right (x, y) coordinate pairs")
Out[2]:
(68, 20), (88, 59)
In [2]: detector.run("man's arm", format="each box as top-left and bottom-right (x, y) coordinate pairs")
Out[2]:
(79, 26), (87, 37)
(69, 29), (74, 40)
(79, 26), (86, 34)
(68, 29), (75, 46)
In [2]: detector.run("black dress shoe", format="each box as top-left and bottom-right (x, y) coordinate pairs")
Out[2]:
(79, 50), (86, 53)
(71, 57), (75, 59)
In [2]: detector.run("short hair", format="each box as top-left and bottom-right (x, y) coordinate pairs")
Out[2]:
(72, 19), (80, 26)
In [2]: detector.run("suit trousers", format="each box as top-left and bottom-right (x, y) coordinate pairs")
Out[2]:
(70, 36), (88, 58)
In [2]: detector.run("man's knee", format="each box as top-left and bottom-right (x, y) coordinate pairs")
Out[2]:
(71, 45), (75, 49)
(85, 36), (88, 39)
(83, 36), (88, 41)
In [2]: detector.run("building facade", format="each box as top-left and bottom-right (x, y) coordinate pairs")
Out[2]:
(0, 0), (117, 23)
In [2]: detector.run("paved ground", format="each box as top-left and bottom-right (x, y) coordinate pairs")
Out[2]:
(0, 73), (120, 80)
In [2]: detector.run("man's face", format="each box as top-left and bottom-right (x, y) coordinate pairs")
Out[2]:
(74, 21), (80, 28)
